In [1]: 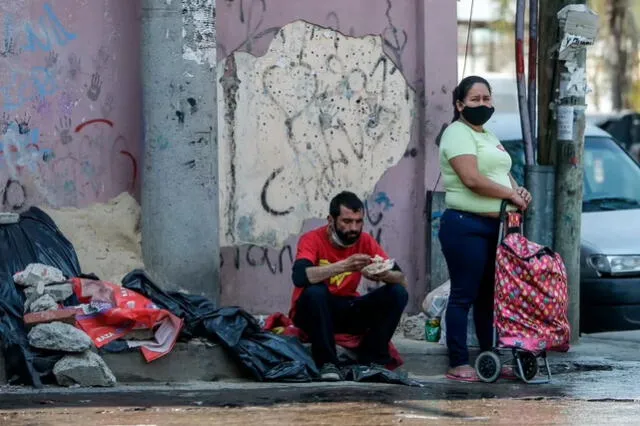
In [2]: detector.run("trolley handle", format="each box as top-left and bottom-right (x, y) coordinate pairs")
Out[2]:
(499, 199), (524, 242)
(499, 199), (524, 219)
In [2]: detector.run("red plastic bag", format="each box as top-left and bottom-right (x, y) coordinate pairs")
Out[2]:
(71, 278), (183, 362)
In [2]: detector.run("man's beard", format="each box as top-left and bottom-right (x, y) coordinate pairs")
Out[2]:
(330, 225), (361, 248)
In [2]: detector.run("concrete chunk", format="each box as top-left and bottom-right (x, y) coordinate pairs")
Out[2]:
(13, 263), (65, 287)
(28, 322), (92, 353)
(24, 283), (73, 302)
(28, 294), (59, 313)
(54, 351), (116, 387)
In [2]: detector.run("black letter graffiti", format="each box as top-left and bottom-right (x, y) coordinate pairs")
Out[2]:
(369, 228), (383, 245)
(364, 200), (383, 226)
(1, 179), (27, 211)
(261, 167), (294, 216)
(245, 244), (277, 274)
(279, 245), (293, 273)
(245, 244), (262, 267)
(221, 244), (294, 275)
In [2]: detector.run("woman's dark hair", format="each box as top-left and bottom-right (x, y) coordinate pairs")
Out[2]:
(452, 75), (492, 121)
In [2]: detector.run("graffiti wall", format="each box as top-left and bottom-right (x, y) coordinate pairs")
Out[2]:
(218, 20), (414, 247)
(0, 1), (141, 210)
(217, 0), (457, 313)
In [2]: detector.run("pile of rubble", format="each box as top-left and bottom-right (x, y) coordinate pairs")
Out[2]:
(17, 263), (116, 387)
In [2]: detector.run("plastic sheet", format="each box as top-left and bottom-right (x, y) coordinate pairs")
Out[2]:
(122, 270), (319, 382)
(0, 207), (81, 387)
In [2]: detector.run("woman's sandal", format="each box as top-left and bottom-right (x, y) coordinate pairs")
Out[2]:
(445, 366), (480, 383)
(446, 366), (517, 382)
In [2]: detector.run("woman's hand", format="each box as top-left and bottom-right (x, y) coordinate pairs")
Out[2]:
(509, 190), (528, 210)
(516, 186), (532, 207)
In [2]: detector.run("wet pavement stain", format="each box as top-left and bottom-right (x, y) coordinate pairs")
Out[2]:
(1, 400), (640, 425)
(0, 363), (639, 424)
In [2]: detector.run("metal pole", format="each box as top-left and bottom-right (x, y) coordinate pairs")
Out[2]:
(520, 0), (554, 247)
(140, 0), (220, 304)
(516, 0), (535, 167)
(528, 0), (538, 146)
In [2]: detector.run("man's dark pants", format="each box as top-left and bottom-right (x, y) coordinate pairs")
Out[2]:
(293, 283), (409, 367)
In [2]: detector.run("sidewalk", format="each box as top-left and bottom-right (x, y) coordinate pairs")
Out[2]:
(1, 331), (638, 386)
(393, 331), (640, 379)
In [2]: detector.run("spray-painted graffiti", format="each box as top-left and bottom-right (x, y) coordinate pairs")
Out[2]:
(220, 244), (294, 275)
(217, 0), (280, 58)
(218, 21), (414, 247)
(220, 191), (394, 275)
(22, 3), (77, 52)
(0, 121), (54, 209)
(0, 1), (140, 210)
(0, 4), (77, 112)
(1, 178), (27, 210)
(0, 123), (53, 171)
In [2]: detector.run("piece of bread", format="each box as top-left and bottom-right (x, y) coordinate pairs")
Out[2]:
(361, 254), (395, 275)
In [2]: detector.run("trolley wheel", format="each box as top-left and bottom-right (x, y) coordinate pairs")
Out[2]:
(475, 351), (501, 383)
(516, 352), (539, 381)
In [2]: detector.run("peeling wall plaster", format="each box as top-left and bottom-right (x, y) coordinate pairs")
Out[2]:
(182, 0), (217, 68)
(218, 20), (415, 247)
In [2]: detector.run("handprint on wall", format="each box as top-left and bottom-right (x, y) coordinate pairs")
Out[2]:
(56, 116), (73, 145)
(86, 72), (102, 101)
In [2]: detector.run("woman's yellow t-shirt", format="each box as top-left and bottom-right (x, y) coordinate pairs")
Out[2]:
(439, 120), (513, 213)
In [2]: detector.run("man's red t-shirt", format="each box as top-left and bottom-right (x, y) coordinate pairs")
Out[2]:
(289, 225), (389, 319)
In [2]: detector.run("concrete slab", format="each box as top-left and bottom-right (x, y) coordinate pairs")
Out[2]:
(0, 339), (245, 386)
(100, 341), (246, 383)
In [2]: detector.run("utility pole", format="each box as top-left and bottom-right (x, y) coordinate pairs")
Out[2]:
(538, 0), (598, 343)
(140, 1), (220, 304)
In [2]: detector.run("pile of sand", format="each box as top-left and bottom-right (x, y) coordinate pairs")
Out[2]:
(42, 192), (144, 285)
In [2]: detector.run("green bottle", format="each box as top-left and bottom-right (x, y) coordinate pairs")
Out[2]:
(425, 317), (441, 342)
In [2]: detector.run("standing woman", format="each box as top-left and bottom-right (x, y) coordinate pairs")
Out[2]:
(438, 75), (532, 382)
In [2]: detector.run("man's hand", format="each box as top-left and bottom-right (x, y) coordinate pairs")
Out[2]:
(361, 269), (388, 282)
(361, 268), (407, 286)
(340, 254), (372, 273)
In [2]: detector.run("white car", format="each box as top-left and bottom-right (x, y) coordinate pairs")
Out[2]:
(485, 113), (640, 334)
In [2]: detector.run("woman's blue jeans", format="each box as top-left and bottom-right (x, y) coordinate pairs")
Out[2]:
(438, 209), (500, 368)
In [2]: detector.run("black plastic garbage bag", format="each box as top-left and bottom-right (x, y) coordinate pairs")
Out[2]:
(201, 307), (261, 348)
(341, 364), (423, 387)
(121, 269), (319, 382)
(234, 331), (320, 382)
(0, 207), (82, 387)
(32, 352), (67, 385)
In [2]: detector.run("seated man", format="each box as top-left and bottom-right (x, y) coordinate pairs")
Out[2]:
(290, 191), (408, 381)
